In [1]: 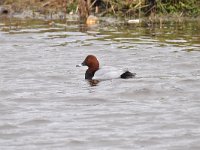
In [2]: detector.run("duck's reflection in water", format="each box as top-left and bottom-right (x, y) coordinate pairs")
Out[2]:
(88, 79), (100, 86)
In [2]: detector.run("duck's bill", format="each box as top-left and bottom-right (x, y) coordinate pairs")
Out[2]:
(76, 62), (86, 67)
(76, 64), (83, 67)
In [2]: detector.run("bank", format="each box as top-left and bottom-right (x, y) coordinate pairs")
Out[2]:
(0, 0), (200, 25)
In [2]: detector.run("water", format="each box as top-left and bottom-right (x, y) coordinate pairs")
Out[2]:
(0, 19), (200, 150)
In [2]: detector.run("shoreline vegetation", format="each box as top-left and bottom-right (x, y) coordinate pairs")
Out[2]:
(0, 0), (200, 25)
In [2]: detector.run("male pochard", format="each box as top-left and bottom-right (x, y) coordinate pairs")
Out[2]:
(77, 55), (136, 80)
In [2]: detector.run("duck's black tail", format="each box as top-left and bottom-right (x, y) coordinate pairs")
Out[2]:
(120, 71), (136, 79)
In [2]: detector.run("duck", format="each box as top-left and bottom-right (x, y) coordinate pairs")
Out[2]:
(76, 55), (136, 80)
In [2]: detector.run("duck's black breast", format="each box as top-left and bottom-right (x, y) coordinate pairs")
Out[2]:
(85, 70), (95, 80)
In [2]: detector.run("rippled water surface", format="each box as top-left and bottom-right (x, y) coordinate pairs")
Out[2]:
(0, 19), (200, 150)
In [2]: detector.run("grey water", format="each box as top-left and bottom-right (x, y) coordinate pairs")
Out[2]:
(0, 19), (200, 150)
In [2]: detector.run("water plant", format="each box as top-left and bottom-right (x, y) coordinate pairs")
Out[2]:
(156, 0), (200, 17)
